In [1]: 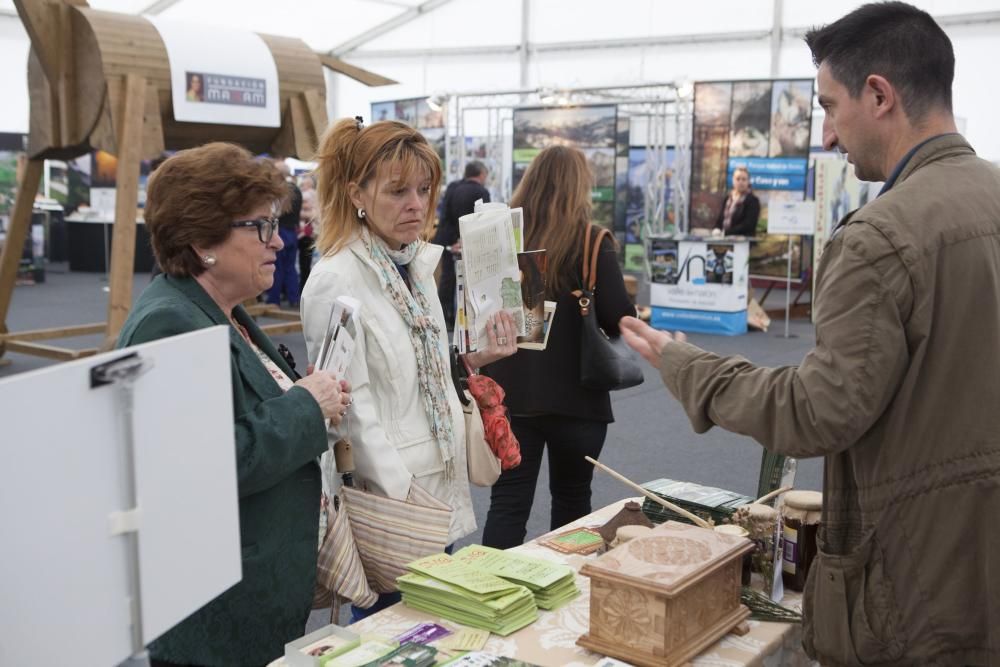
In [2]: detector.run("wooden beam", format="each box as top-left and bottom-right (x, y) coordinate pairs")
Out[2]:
(317, 54), (397, 87)
(13, 0), (62, 85)
(3, 322), (106, 341)
(0, 159), (44, 337)
(105, 73), (146, 338)
(302, 88), (329, 156)
(3, 339), (98, 361)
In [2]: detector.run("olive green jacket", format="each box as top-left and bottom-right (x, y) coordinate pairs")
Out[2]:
(117, 275), (327, 666)
(661, 135), (1000, 666)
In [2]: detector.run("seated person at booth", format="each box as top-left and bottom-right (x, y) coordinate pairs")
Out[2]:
(714, 167), (760, 237)
(116, 142), (351, 667)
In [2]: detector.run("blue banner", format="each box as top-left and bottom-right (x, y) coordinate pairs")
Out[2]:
(651, 307), (747, 336)
(728, 157), (808, 192)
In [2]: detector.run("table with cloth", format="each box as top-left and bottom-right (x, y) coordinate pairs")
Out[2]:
(271, 498), (816, 667)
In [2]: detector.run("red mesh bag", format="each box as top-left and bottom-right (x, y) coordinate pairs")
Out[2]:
(465, 371), (521, 471)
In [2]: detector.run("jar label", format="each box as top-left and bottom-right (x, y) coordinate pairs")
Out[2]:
(782, 525), (798, 574)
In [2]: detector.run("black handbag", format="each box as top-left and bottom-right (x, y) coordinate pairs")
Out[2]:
(573, 226), (644, 391)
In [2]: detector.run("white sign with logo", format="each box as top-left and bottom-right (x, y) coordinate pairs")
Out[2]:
(767, 201), (816, 236)
(148, 17), (280, 128)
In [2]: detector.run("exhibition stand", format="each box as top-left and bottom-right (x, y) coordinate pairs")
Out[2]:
(648, 235), (750, 336)
(269, 499), (810, 667)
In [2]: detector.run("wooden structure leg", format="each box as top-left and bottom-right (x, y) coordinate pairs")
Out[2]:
(0, 159), (44, 357)
(105, 73), (146, 341)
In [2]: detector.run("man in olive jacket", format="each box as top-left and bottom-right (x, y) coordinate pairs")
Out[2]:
(622, 3), (1000, 665)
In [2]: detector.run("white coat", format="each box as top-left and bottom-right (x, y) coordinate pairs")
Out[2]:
(301, 235), (475, 543)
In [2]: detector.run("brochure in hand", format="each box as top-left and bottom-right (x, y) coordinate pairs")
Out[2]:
(313, 295), (362, 379)
(452, 545), (579, 610)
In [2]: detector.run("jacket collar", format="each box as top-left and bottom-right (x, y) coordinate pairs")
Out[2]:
(166, 275), (296, 390)
(890, 133), (973, 191)
(347, 232), (443, 289)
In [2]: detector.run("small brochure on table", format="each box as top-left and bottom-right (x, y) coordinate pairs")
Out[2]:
(314, 295), (362, 378)
(458, 205), (525, 351)
(397, 553), (538, 636)
(452, 544), (579, 610)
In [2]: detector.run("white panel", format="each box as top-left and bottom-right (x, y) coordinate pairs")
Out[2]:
(360, 0), (522, 51)
(0, 327), (240, 667)
(785, 0), (1000, 27)
(641, 41), (773, 84)
(533, 0), (772, 43)
(950, 26), (1000, 161)
(0, 17), (29, 133)
(159, 0), (401, 52)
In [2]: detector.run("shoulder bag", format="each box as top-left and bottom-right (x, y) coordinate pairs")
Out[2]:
(572, 225), (644, 391)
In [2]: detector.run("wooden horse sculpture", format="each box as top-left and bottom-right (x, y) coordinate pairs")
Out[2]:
(0, 0), (393, 363)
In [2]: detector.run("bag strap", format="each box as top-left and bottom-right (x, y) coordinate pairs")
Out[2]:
(581, 224), (611, 293)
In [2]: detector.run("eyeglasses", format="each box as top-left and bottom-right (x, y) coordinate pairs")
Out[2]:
(231, 217), (279, 244)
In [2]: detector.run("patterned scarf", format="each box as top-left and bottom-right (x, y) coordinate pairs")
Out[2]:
(360, 226), (456, 478)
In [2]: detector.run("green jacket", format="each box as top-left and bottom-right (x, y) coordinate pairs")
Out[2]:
(116, 275), (327, 666)
(661, 135), (1000, 666)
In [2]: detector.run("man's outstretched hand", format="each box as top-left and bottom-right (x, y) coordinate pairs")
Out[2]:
(619, 316), (687, 369)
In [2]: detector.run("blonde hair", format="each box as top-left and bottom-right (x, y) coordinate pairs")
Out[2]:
(314, 119), (442, 256)
(511, 145), (600, 298)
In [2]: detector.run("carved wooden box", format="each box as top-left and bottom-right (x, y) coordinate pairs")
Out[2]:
(577, 521), (753, 667)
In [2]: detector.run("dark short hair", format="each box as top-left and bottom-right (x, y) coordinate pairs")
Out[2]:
(464, 161), (487, 179)
(805, 1), (954, 121)
(145, 142), (286, 277)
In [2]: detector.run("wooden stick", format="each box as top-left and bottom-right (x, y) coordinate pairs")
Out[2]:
(752, 486), (793, 506)
(585, 456), (713, 530)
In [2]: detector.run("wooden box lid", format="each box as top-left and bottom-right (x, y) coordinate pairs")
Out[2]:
(579, 521), (753, 598)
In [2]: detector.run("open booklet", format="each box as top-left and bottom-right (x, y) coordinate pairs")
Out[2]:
(313, 295), (362, 378)
(453, 203), (555, 353)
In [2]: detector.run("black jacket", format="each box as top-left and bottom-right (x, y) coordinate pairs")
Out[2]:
(433, 178), (490, 246)
(714, 191), (760, 237)
(483, 227), (635, 423)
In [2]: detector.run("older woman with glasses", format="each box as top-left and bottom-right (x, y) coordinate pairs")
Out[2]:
(116, 142), (351, 667)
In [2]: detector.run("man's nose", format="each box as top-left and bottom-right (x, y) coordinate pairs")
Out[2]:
(822, 118), (838, 152)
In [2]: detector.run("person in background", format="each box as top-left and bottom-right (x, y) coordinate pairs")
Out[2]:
(714, 166), (760, 236)
(432, 160), (490, 328)
(116, 142), (351, 666)
(620, 3), (1000, 664)
(481, 146), (636, 549)
(266, 182), (302, 307)
(301, 118), (517, 620)
(298, 175), (317, 292)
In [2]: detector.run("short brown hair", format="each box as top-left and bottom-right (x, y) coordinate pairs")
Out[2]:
(145, 142), (286, 277)
(313, 119), (442, 256)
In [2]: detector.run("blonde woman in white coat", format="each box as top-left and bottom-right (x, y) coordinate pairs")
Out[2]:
(301, 118), (517, 620)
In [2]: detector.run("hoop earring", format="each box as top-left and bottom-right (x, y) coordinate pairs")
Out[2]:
(202, 255), (217, 267)
(357, 207), (366, 219)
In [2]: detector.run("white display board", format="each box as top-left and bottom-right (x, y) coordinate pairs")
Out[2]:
(767, 201), (816, 236)
(0, 327), (241, 666)
(648, 237), (750, 335)
(148, 17), (280, 127)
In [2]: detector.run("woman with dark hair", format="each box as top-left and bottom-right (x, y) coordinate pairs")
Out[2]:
(116, 142), (351, 666)
(481, 145), (636, 549)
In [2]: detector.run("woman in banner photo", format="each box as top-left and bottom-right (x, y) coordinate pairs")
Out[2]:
(714, 166), (761, 237)
(481, 146), (636, 549)
(185, 72), (203, 102)
(301, 118), (518, 619)
(116, 143), (351, 667)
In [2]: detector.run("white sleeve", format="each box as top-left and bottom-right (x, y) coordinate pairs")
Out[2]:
(300, 269), (412, 500)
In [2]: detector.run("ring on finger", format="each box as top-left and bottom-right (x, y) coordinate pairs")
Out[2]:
(497, 336), (508, 345)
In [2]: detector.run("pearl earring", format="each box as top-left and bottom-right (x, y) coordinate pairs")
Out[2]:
(203, 255), (217, 267)
(357, 207), (366, 219)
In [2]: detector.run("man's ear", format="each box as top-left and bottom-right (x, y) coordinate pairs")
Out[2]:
(866, 74), (897, 120)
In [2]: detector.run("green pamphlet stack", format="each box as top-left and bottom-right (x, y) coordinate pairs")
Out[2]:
(452, 545), (579, 610)
(397, 554), (538, 636)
